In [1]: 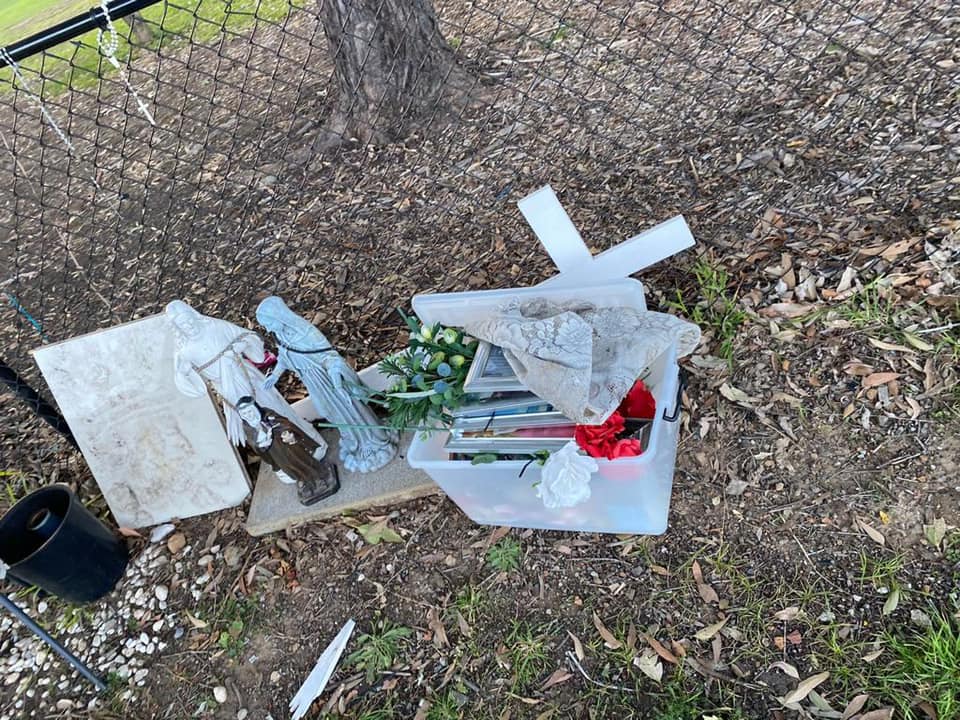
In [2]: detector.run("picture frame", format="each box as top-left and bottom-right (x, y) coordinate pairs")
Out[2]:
(444, 430), (574, 455)
(462, 342), (526, 393)
(452, 409), (572, 433)
(451, 392), (550, 418)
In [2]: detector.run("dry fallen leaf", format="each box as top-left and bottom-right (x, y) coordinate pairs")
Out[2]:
(858, 518), (886, 546)
(782, 671), (830, 705)
(769, 661), (800, 679)
(692, 560), (720, 604)
(880, 237), (920, 259)
(456, 610), (472, 638)
(697, 581), (719, 605)
(842, 693), (869, 720)
(760, 302), (817, 319)
(856, 710), (894, 720)
(774, 606), (801, 621)
(863, 372), (900, 389)
(694, 617), (728, 641)
(567, 631), (585, 661)
(117, 527), (143, 538)
(427, 607), (449, 648)
(902, 332), (935, 352)
(924, 357), (938, 392)
(643, 633), (679, 664)
(882, 587), (900, 616)
(905, 396), (922, 419)
(593, 612), (622, 649)
(862, 648), (884, 662)
(632, 651), (663, 683)
(924, 517), (947, 550)
(719, 383), (757, 405)
(184, 610), (207, 629)
(540, 668), (573, 691)
(844, 361), (875, 377)
(868, 338), (915, 354)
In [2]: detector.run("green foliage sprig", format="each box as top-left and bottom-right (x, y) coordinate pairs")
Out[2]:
(374, 311), (478, 429)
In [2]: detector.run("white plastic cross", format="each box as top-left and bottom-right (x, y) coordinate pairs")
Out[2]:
(517, 185), (694, 287)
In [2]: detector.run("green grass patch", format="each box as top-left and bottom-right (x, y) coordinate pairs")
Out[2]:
(1, 0), (300, 96)
(0, 0), (90, 46)
(425, 691), (461, 720)
(670, 257), (745, 363)
(453, 584), (486, 624)
(347, 619), (412, 684)
(486, 537), (522, 573)
(213, 595), (258, 658)
(874, 612), (960, 720)
(503, 621), (552, 692)
(857, 550), (903, 589)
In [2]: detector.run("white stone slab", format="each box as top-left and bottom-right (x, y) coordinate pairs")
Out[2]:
(33, 315), (250, 528)
(245, 431), (436, 537)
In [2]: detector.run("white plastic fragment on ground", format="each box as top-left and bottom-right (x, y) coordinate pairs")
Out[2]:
(289, 619), (355, 720)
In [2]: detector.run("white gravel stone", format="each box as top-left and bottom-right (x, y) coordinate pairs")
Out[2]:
(150, 523), (176, 542)
(154, 585), (169, 602)
(214, 686), (228, 704)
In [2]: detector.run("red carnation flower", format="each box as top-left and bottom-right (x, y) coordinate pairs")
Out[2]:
(575, 412), (625, 459)
(619, 378), (656, 420)
(575, 411), (646, 461)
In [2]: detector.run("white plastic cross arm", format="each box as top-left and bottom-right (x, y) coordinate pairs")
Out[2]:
(517, 185), (695, 287)
(517, 185), (593, 274)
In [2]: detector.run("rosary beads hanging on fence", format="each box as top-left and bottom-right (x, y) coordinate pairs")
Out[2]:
(96, 0), (156, 126)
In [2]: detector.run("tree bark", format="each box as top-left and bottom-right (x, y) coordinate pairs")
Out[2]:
(317, 0), (474, 146)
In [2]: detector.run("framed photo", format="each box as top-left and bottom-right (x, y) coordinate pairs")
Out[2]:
(444, 428), (575, 455)
(451, 392), (550, 418)
(462, 342), (526, 393)
(452, 409), (572, 433)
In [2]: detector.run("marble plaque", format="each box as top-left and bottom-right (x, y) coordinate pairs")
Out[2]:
(33, 315), (250, 528)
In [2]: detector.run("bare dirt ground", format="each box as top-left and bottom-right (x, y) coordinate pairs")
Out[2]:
(0, 0), (958, 718)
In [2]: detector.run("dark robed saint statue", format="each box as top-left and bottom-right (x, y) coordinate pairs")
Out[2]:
(236, 397), (339, 506)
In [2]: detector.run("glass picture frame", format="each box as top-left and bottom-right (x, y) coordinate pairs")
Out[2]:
(462, 341), (526, 393)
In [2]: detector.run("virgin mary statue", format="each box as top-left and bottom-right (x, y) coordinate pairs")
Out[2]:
(256, 296), (397, 473)
(165, 300), (326, 453)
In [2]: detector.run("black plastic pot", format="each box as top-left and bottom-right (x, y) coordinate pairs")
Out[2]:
(0, 485), (127, 603)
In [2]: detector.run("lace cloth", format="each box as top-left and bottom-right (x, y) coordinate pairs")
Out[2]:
(465, 299), (700, 424)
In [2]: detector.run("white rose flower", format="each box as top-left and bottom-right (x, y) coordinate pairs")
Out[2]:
(537, 441), (598, 509)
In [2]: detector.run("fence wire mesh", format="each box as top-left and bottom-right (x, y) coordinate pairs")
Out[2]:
(0, 0), (958, 491)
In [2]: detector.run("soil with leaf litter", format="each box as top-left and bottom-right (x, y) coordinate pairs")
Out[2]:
(1, 0), (959, 717)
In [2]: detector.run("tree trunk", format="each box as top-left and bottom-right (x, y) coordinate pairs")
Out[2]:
(318, 0), (473, 146)
(126, 12), (157, 47)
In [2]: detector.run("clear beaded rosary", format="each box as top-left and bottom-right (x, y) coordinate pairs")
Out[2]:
(95, 0), (156, 126)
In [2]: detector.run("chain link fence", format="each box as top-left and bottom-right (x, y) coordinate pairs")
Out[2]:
(1, 0), (957, 493)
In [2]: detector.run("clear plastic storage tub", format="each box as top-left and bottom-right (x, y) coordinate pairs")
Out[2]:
(407, 342), (682, 535)
(411, 278), (647, 327)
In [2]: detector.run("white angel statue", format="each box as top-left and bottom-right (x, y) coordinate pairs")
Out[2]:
(165, 300), (326, 454)
(256, 296), (397, 473)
